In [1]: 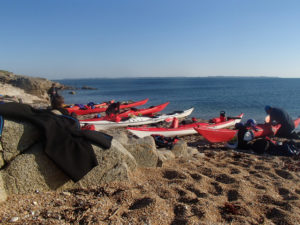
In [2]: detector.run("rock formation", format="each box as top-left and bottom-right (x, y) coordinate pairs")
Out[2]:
(1, 70), (56, 100)
(0, 116), (199, 203)
(0, 69), (74, 104)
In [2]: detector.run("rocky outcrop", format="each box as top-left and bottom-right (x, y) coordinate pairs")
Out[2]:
(1, 70), (54, 100)
(0, 117), (156, 202)
(0, 115), (199, 203)
(0, 69), (71, 102)
(81, 86), (98, 90)
(10, 76), (52, 99)
(0, 83), (49, 105)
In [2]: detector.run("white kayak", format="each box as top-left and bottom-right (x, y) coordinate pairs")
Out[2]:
(127, 113), (244, 138)
(80, 108), (194, 130)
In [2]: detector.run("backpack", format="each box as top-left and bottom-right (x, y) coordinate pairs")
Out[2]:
(151, 135), (179, 149)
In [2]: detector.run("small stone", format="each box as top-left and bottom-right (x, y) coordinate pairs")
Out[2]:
(33, 201), (38, 205)
(62, 191), (71, 196)
(31, 211), (35, 216)
(10, 217), (19, 222)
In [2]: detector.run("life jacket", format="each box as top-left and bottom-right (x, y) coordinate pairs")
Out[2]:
(81, 124), (95, 131)
(209, 111), (227, 123)
(103, 113), (122, 122)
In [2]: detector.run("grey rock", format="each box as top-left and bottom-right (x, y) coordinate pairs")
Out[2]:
(124, 136), (159, 167)
(0, 171), (7, 203)
(10, 217), (19, 222)
(77, 139), (137, 187)
(187, 147), (199, 156)
(105, 130), (129, 146)
(2, 142), (72, 195)
(2, 139), (137, 195)
(157, 149), (175, 162)
(81, 86), (97, 90)
(1, 119), (40, 163)
(172, 140), (188, 157)
(11, 76), (50, 98)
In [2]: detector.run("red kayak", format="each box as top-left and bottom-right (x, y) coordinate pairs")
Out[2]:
(65, 100), (114, 111)
(194, 118), (300, 143)
(67, 98), (148, 115)
(81, 102), (169, 122)
(119, 102), (169, 118)
(127, 113), (243, 138)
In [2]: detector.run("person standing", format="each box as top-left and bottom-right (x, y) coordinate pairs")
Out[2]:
(48, 83), (59, 101)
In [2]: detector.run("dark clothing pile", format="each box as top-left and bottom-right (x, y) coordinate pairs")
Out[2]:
(237, 126), (252, 150)
(0, 102), (113, 182)
(251, 138), (300, 157)
(151, 135), (179, 150)
(270, 107), (295, 138)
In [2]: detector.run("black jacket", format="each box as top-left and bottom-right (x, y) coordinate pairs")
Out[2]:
(0, 103), (112, 182)
(270, 108), (294, 129)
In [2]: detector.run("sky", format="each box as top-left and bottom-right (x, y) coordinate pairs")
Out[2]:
(0, 0), (300, 79)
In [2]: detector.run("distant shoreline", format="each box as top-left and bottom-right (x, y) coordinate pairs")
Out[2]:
(54, 76), (287, 81)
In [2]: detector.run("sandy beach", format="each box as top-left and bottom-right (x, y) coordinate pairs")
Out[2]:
(1, 132), (300, 225)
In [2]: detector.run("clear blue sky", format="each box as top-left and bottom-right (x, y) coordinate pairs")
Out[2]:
(1, 0), (300, 79)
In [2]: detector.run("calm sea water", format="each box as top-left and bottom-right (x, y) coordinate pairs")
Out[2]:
(59, 77), (300, 123)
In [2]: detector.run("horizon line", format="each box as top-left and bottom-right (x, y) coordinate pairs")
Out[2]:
(52, 75), (300, 80)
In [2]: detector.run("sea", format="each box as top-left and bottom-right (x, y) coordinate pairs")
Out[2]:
(58, 77), (300, 123)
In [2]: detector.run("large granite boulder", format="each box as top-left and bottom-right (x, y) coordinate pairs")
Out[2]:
(123, 136), (159, 168)
(0, 119), (41, 166)
(1, 139), (137, 195)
